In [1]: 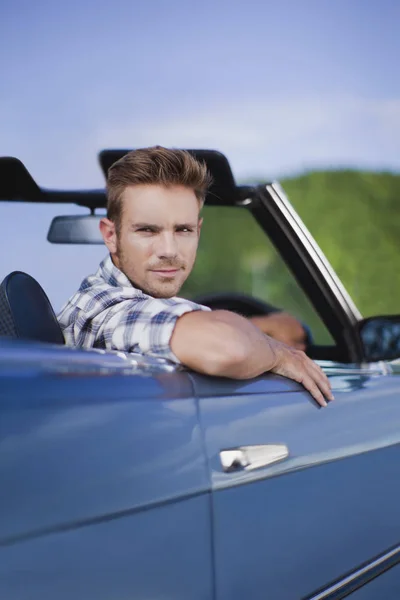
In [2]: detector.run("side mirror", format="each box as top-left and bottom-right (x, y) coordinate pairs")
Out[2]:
(47, 215), (103, 244)
(358, 316), (400, 361)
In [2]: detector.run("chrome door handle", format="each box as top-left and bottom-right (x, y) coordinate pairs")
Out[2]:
(220, 444), (289, 473)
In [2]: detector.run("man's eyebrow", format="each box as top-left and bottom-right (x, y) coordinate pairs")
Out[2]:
(130, 222), (161, 229)
(130, 222), (198, 229)
(175, 222), (198, 229)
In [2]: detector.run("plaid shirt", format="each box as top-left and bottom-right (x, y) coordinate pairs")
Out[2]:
(58, 255), (210, 363)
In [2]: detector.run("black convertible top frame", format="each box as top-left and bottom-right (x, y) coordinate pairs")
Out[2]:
(0, 150), (253, 209)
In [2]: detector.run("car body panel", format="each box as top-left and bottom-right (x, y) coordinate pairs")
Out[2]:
(193, 366), (400, 599)
(0, 495), (213, 600)
(0, 340), (214, 599)
(1, 342), (400, 598)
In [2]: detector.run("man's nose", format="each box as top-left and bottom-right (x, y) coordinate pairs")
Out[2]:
(156, 232), (178, 258)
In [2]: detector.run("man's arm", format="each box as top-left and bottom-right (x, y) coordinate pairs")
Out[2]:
(171, 309), (333, 407)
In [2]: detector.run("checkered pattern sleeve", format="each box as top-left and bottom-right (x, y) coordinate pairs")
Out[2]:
(58, 284), (210, 364)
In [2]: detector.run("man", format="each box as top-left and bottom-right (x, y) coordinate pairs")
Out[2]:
(58, 147), (333, 407)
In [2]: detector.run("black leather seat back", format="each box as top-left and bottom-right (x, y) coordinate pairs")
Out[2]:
(0, 271), (65, 344)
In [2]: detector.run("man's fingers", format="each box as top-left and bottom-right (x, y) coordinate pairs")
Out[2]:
(320, 378), (334, 402)
(300, 375), (328, 407)
(307, 361), (334, 401)
(295, 355), (333, 406)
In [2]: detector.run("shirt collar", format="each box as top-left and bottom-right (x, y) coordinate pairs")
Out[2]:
(99, 254), (134, 289)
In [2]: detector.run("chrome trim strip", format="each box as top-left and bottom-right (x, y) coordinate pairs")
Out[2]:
(266, 182), (362, 324)
(306, 544), (400, 600)
(317, 360), (391, 376)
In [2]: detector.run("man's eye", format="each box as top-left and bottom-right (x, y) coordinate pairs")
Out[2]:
(177, 227), (193, 233)
(137, 227), (154, 233)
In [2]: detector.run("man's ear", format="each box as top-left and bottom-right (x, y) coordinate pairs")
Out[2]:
(99, 218), (118, 254)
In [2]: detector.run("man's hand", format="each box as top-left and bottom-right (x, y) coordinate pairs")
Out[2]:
(250, 312), (307, 350)
(269, 339), (334, 407)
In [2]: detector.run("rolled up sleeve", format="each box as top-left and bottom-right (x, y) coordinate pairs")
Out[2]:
(89, 296), (210, 363)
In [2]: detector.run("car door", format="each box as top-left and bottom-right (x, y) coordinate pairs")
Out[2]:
(0, 343), (213, 600)
(193, 364), (400, 599)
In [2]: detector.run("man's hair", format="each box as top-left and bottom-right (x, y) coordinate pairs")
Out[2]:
(106, 146), (213, 232)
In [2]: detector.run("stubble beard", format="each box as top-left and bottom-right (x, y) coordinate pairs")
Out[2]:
(115, 243), (187, 299)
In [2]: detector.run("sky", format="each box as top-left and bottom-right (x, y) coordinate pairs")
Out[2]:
(1, 0), (399, 309)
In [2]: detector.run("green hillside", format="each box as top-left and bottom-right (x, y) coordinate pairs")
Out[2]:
(182, 169), (400, 342)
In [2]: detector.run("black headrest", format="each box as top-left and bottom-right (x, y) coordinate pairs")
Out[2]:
(98, 148), (240, 206)
(0, 271), (64, 344)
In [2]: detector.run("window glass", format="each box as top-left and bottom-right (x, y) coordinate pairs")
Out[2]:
(182, 206), (334, 345)
(281, 172), (400, 318)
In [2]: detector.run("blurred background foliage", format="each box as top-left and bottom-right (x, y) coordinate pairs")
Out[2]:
(284, 170), (400, 316)
(182, 169), (400, 344)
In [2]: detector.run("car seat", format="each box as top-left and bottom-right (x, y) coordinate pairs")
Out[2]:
(0, 271), (65, 344)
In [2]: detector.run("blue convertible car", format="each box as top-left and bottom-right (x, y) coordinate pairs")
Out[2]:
(1, 150), (400, 599)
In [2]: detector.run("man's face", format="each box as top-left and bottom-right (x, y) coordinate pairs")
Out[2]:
(101, 184), (202, 298)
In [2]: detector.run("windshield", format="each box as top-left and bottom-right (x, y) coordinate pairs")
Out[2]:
(182, 205), (334, 344)
(282, 172), (400, 318)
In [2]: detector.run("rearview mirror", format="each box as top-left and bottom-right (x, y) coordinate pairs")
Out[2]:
(358, 315), (400, 361)
(47, 215), (103, 244)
